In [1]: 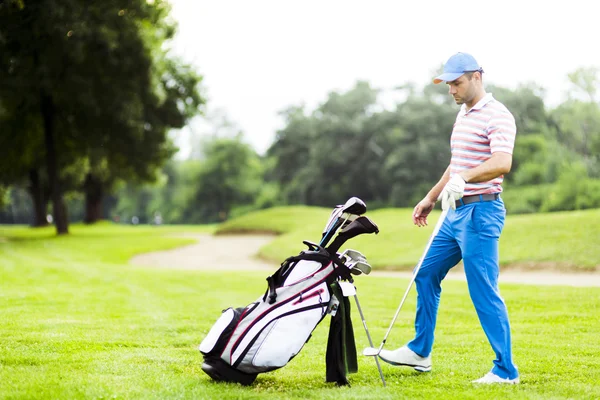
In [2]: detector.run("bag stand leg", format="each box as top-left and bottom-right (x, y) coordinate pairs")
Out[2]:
(353, 293), (386, 387)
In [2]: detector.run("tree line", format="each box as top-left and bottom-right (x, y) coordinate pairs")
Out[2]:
(1, 1), (599, 231)
(102, 70), (598, 224)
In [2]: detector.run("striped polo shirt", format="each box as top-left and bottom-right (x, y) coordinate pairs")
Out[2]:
(450, 93), (516, 196)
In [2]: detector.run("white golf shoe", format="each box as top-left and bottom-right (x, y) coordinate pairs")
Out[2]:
(472, 372), (520, 384)
(378, 346), (432, 372)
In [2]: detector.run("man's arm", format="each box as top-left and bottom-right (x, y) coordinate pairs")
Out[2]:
(413, 166), (451, 226)
(459, 152), (512, 183)
(425, 166), (451, 202)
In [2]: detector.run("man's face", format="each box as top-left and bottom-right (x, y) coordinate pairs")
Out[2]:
(447, 73), (478, 105)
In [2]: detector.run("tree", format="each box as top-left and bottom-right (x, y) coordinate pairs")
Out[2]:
(267, 81), (388, 206)
(382, 85), (456, 206)
(266, 105), (314, 203)
(550, 100), (600, 176)
(549, 67), (600, 176)
(188, 135), (262, 223)
(81, 56), (204, 224)
(487, 83), (550, 136)
(0, 0), (203, 233)
(0, 111), (50, 226)
(0, 185), (9, 211)
(567, 66), (600, 103)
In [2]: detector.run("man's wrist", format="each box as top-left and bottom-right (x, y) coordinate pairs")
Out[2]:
(426, 193), (439, 203)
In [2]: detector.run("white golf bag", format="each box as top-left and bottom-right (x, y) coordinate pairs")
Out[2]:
(199, 199), (378, 386)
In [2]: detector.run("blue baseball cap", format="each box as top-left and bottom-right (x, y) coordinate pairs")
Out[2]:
(433, 52), (482, 84)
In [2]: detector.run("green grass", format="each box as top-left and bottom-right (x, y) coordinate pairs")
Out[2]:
(1, 221), (599, 399)
(217, 207), (600, 271)
(0, 221), (216, 264)
(215, 205), (327, 235)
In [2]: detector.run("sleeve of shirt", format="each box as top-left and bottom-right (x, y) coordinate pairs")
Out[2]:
(487, 111), (517, 155)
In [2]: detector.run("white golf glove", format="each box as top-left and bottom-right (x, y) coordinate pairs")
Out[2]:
(438, 175), (466, 211)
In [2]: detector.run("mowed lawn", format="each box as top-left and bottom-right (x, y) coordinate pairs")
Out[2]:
(1, 212), (600, 399)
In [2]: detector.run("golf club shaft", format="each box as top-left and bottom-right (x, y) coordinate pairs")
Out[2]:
(373, 208), (449, 354)
(353, 294), (386, 387)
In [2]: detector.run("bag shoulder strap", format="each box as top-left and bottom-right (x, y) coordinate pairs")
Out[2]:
(263, 242), (355, 304)
(263, 248), (331, 304)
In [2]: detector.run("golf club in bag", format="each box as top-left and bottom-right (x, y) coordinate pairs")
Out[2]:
(199, 198), (379, 386)
(320, 197), (367, 248)
(362, 208), (449, 358)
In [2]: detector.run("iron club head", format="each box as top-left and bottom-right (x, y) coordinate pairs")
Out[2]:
(362, 346), (381, 357)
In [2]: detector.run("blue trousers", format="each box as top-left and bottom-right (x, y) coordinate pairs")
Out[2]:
(407, 198), (519, 379)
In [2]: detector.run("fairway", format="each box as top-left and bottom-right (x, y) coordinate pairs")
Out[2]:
(1, 223), (599, 399)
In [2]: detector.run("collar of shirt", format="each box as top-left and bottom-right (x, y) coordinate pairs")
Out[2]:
(459, 92), (494, 116)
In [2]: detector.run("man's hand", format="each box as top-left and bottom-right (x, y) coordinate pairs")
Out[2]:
(438, 174), (466, 211)
(413, 197), (436, 227)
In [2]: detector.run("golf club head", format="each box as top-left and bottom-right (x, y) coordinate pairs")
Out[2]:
(342, 197), (367, 216)
(326, 216), (379, 254)
(349, 260), (372, 275)
(322, 197), (366, 236)
(339, 249), (371, 275)
(323, 197), (367, 234)
(340, 249), (367, 263)
(341, 216), (379, 236)
(319, 197), (368, 248)
(362, 347), (380, 357)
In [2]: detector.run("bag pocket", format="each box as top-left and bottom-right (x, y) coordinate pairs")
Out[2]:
(199, 303), (258, 356)
(250, 304), (327, 369)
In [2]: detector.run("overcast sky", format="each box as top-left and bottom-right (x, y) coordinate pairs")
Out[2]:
(167, 0), (600, 155)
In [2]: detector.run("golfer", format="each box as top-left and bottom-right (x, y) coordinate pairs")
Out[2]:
(379, 52), (520, 384)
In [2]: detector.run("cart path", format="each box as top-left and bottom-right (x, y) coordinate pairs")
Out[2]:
(130, 233), (600, 287)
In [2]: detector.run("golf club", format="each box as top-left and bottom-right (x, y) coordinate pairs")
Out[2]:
(320, 197), (367, 247)
(320, 212), (353, 247)
(348, 260), (372, 275)
(362, 207), (449, 357)
(339, 249), (372, 275)
(326, 216), (379, 254)
(354, 293), (386, 387)
(340, 249), (367, 263)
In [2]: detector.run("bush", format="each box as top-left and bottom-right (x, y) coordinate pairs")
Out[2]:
(512, 162), (547, 185)
(503, 177), (600, 215)
(538, 161), (600, 212)
(502, 184), (551, 214)
(575, 179), (600, 209)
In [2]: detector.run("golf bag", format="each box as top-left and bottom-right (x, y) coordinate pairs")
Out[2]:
(199, 198), (378, 386)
